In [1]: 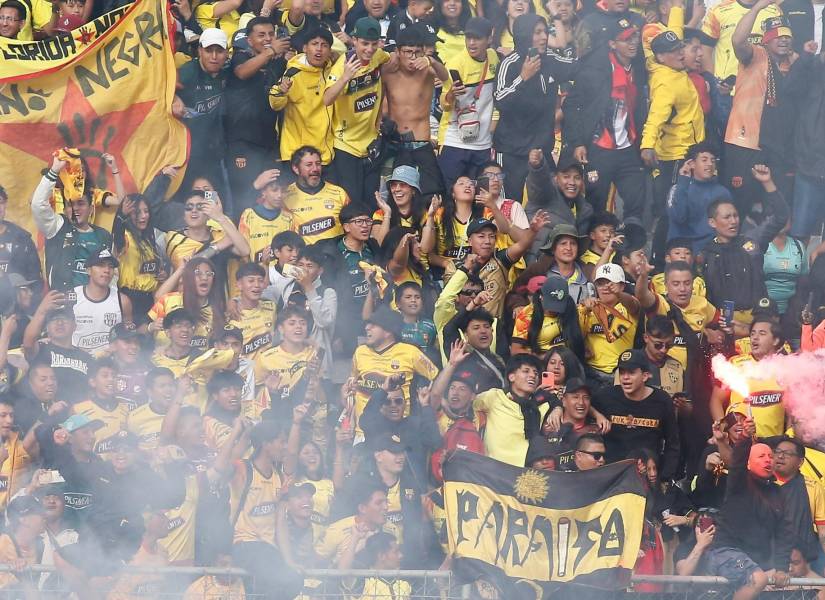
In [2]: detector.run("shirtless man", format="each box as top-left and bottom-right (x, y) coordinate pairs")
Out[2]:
(382, 24), (449, 198)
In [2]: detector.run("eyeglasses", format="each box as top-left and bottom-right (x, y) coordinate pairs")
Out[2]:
(193, 269), (215, 277)
(0, 16), (20, 22)
(184, 204), (203, 212)
(651, 340), (674, 350)
(459, 289), (481, 297)
(577, 449), (605, 461)
(347, 218), (374, 227)
(384, 396), (405, 406)
(481, 172), (506, 181)
(399, 48), (425, 57)
(774, 449), (799, 458)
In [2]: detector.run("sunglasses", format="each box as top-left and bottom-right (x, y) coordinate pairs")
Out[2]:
(184, 203), (203, 212)
(577, 449), (605, 461)
(384, 397), (405, 406)
(651, 340), (674, 350)
(459, 289), (481, 297)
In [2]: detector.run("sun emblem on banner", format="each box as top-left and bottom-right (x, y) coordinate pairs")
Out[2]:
(513, 470), (549, 504)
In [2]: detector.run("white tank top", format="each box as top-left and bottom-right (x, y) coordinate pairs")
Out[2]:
(71, 285), (122, 352)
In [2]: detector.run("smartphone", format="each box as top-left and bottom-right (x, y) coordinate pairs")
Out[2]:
(327, 20), (342, 34)
(276, 25), (289, 39)
(346, 48), (357, 62)
(698, 514), (714, 532)
(282, 263), (305, 280)
(284, 66), (300, 78)
(65, 291), (77, 304)
(527, 47), (540, 58)
(449, 69), (462, 85)
(476, 175), (490, 193)
(723, 74), (736, 86)
(722, 300), (735, 325)
(541, 371), (555, 388)
(203, 190), (216, 204)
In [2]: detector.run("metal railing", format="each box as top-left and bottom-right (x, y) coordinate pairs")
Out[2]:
(0, 566), (823, 598)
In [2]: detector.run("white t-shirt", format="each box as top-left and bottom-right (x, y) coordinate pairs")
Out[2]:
(814, 1), (825, 52)
(71, 285), (122, 352)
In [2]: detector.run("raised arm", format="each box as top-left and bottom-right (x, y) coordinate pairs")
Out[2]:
(504, 211), (550, 264)
(732, 0), (774, 64)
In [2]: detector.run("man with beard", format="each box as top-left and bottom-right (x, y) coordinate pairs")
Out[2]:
(284, 146), (350, 245)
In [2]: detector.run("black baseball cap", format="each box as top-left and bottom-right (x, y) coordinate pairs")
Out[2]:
(109, 322), (140, 343)
(563, 377), (592, 395)
(366, 305), (404, 340)
(607, 17), (639, 41)
(617, 349), (650, 372)
(111, 430), (140, 450)
(540, 275), (569, 313)
(372, 433), (405, 453)
(284, 481), (317, 498)
(7, 496), (45, 522)
(449, 368), (478, 392)
(162, 308), (196, 330)
(397, 24), (425, 47)
(466, 218), (497, 236)
(651, 30), (684, 55)
(465, 17), (493, 38)
(85, 248), (119, 269)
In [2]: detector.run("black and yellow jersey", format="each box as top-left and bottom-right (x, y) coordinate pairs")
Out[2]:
(298, 477), (334, 542)
(511, 303), (565, 352)
(72, 399), (129, 458)
(227, 301), (277, 360)
(351, 342), (439, 431)
(326, 49), (391, 157)
(148, 292), (215, 350)
(726, 353), (785, 439)
(117, 231), (161, 292)
(254, 344), (315, 396)
(285, 182), (349, 244)
(160, 473), (199, 563)
(577, 302), (638, 374)
(164, 226), (225, 270)
(230, 460), (281, 545)
(315, 515), (400, 566)
(649, 293), (718, 369)
(238, 207), (293, 264)
(126, 403), (164, 453)
(0, 432), (30, 511)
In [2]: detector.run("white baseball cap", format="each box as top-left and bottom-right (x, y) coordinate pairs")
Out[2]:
(594, 263), (626, 284)
(200, 28), (228, 49)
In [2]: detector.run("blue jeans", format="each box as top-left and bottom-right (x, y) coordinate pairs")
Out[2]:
(792, 173), (825, 237)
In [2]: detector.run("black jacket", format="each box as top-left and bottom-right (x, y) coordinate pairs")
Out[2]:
(493, 14), (575, 157)
(795, 59), (825, 178)
(713, 437), (795, 571)
(576, 6), (646, 83)
(443, 309), (506, 394)
(562, 48), (647, 151)
(699, 189), (789, 310)
(0, 221), (42, 293)
(783, 0), (825, 55)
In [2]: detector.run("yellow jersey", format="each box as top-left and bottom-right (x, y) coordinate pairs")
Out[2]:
(315, 516), (400, 566)
(326, 49), (391, 157)
(356, 578), (411, 600)
(701, 0), (781, 79)
(203, 416), (233, 452)
(577, 302), (638, 374)
(511, 303), (565, 352)
(72, 399), (129, 458)
(161, 473), (199, 563)
(650, 293), (718, 369)
(254, 344), (315, 395)
(230, 460), (281, 545)
(238, 207), (293, 264)
(194, 3), (241, 45)
(284, 182), (349, 244)
(351, 342), (439, 432)
(725, 353), (785, 438)
(126, 403), (165, 453)
(148, 292), (215, 350)
(0, 432), (30, 511)
(473, 388), (549, 467)
(183, 576), (246, 600)
(580, 248), (611, 266)
(651, 273), (707, 298)
(164, 227), (225, 271)
(298, 477), (335, 542)
(227, 301), (277, 361)
(117, 231), (161, 292)
(436, 29), (467, 65)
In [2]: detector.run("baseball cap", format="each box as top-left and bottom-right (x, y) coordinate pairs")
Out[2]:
(7, 496), (45, 521)
(397, 25), (425, 47)
(466, 218), (498, 237)
(682, 27), (716, 46)
(372, 433), (405, 453)
(200, 27), (228, 49)
(388, 165), (421, 192)
(540, 275), (569, 313)
(85, 248), (119, 269)
(35, 482), (67, 499)
(162, 308), (196, 330)
(556, 151), (585, 174)
(413, 21), (442, 45)
(111, 430), (139, 450)
(564, 377), (591, 395)
(61, 414), (104, 433)
(284, 481), (317, 498)
(366, 305), (404, 340)
(651, 30), (684, 55)
(109, 322), (139, 343)
(617, 349), (650, 372)
(594, 263), (626, 284)
(608, 17), (639, 41)
(215, 325), (244, 343)
(525, 436), (560, 467)
(352, 16), (381, 40)
(7, 273), (36, 288)
(762, 16), (792, 42)
(449, 368), (478, 392)
(465, 16), (493, 38)
(45, 306), (74, 324)
(539, 223), (583, 252)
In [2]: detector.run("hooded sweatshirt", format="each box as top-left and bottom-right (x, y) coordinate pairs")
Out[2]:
(269, 53), (334, 164)
(667, 173), (732, 253)
(493, 14), (575, 157)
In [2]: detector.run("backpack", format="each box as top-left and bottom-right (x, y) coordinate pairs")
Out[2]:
(431, 417), (485, 482)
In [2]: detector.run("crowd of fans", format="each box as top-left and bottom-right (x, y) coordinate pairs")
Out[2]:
(2, 0), (825, 596)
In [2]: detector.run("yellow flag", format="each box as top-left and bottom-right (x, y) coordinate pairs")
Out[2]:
(0, 0), (188, 235)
